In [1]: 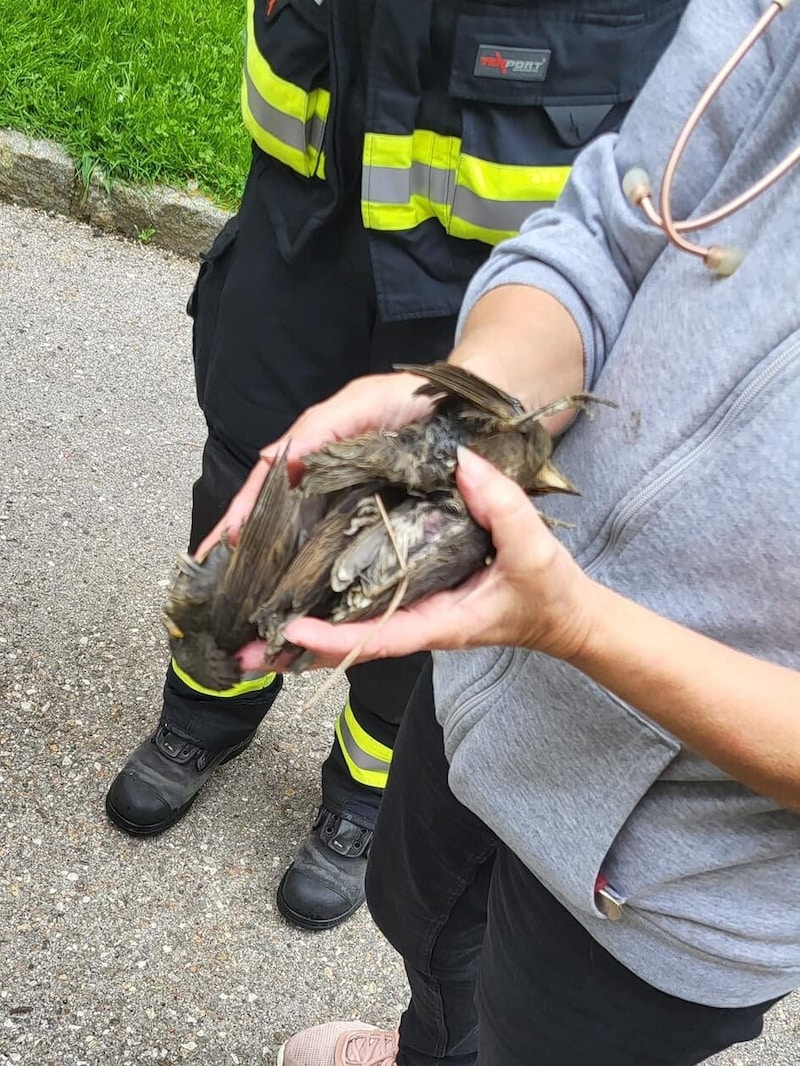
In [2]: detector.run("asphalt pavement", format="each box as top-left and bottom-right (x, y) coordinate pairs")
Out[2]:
(0, 201), (797, 1065)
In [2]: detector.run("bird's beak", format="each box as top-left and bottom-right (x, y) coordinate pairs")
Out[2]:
(535, 460), (580, 496)
(163, 617), (185, 640)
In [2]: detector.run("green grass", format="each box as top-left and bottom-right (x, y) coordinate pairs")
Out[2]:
(0, 0), (251, 207)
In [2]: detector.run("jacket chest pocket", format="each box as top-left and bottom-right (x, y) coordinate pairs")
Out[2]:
(446, 1), (686, 244)
(243, 0), (331, 178)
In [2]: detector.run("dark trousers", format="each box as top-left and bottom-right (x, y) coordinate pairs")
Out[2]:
(161, 146), (455, 824)
(367, 661), (778, 1066)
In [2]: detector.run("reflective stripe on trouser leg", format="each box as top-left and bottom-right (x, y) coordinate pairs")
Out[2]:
(171, 658), (276, 699)
(334, 701), (393, 790)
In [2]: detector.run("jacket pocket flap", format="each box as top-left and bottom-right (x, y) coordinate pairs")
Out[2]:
(448, 3), (685, 109)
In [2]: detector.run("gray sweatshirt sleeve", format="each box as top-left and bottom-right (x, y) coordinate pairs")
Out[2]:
(456, 0), (769, 388)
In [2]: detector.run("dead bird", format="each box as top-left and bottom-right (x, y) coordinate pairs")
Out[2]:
(162, 449), (317, 690)
(257, 364), (609, 664)
(300, 361), (600, 498)
(251, 481), (395, 655)
(326, 489), (492, 624)
(251, 488), (494, 678)
(163, 364), (611, 682)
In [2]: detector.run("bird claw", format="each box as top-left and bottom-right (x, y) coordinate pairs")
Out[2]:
(513, 392), (616, 427)
(538, 513), (576, 531)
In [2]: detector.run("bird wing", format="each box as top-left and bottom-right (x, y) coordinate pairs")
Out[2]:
(300, 430), (407, 495)
(251, 485), (383, 650)
(329, 493), (491, 623)
(163, 541), (233, 639)
(393, 361), (525, 420)
(210, 448), (304, 649)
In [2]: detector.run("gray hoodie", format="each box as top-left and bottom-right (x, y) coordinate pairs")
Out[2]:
(439, 0), (800, 1008)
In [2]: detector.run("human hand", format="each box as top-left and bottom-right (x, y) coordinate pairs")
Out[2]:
(237, 446), (600, 672)
(193, 370), (434, 560)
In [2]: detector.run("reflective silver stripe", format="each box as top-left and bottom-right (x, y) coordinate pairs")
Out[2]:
(336, 711), (391, 776)
(364, 161), (552, 231)
(244, 65), (325, 155)
(365, 161), (454, 207)
(451, 185), (552, 231)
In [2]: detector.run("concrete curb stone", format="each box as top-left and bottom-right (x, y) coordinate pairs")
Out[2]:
(0, 127), (232, 260)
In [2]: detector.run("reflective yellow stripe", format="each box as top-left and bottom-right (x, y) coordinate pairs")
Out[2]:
(362, 131), (571, 245)
(457, 153), (570, 204)
(362, 130), (461, 231)
(242, 0), (329, 179)
(451, 154), (570, 242)
(334, 701), (392, 790)
(172, 658), (276, 699)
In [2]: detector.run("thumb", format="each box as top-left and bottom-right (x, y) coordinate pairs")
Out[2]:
(455, 446), (541, 555)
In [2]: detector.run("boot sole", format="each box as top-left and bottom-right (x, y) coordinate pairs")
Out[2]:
(275, 879), (365, 931)
(104, 734), (256, 837)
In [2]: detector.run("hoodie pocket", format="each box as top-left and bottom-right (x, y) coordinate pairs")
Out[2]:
(441, 650), (681, 919)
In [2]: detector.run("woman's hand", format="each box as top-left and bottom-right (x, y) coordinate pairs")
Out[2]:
(194, 370), (435, 560)
(238, 447), (600, 672)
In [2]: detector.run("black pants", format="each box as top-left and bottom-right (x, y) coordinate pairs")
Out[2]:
(367, 662), (778, 1066)
(161, 146), (455, 825)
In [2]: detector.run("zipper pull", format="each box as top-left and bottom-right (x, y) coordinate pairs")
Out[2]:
(595, 873), (626, 921)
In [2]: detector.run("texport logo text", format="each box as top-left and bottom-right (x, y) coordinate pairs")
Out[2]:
(474, 45), (551, 82)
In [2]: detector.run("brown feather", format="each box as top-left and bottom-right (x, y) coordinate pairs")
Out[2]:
(251, 485), (384, 651)
(329, 492), (492, 623)
(393, 361), (525, 420)
(209, 448), (304, 651)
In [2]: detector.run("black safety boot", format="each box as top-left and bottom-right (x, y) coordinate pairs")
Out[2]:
(105, 676), (283, 836)
(277, 807), (373, 930)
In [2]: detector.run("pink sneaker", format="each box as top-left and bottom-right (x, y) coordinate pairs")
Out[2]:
(278, 1022), (399, 1066)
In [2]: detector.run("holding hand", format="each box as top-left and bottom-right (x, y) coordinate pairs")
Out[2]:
(194, 370), (435, 561)
(238, 447), (597, 672)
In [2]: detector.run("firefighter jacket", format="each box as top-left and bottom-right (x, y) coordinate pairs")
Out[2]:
(242, 0), (687, 320)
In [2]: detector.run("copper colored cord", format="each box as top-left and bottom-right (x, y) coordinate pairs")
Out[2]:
(628, 1), (798, 271)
